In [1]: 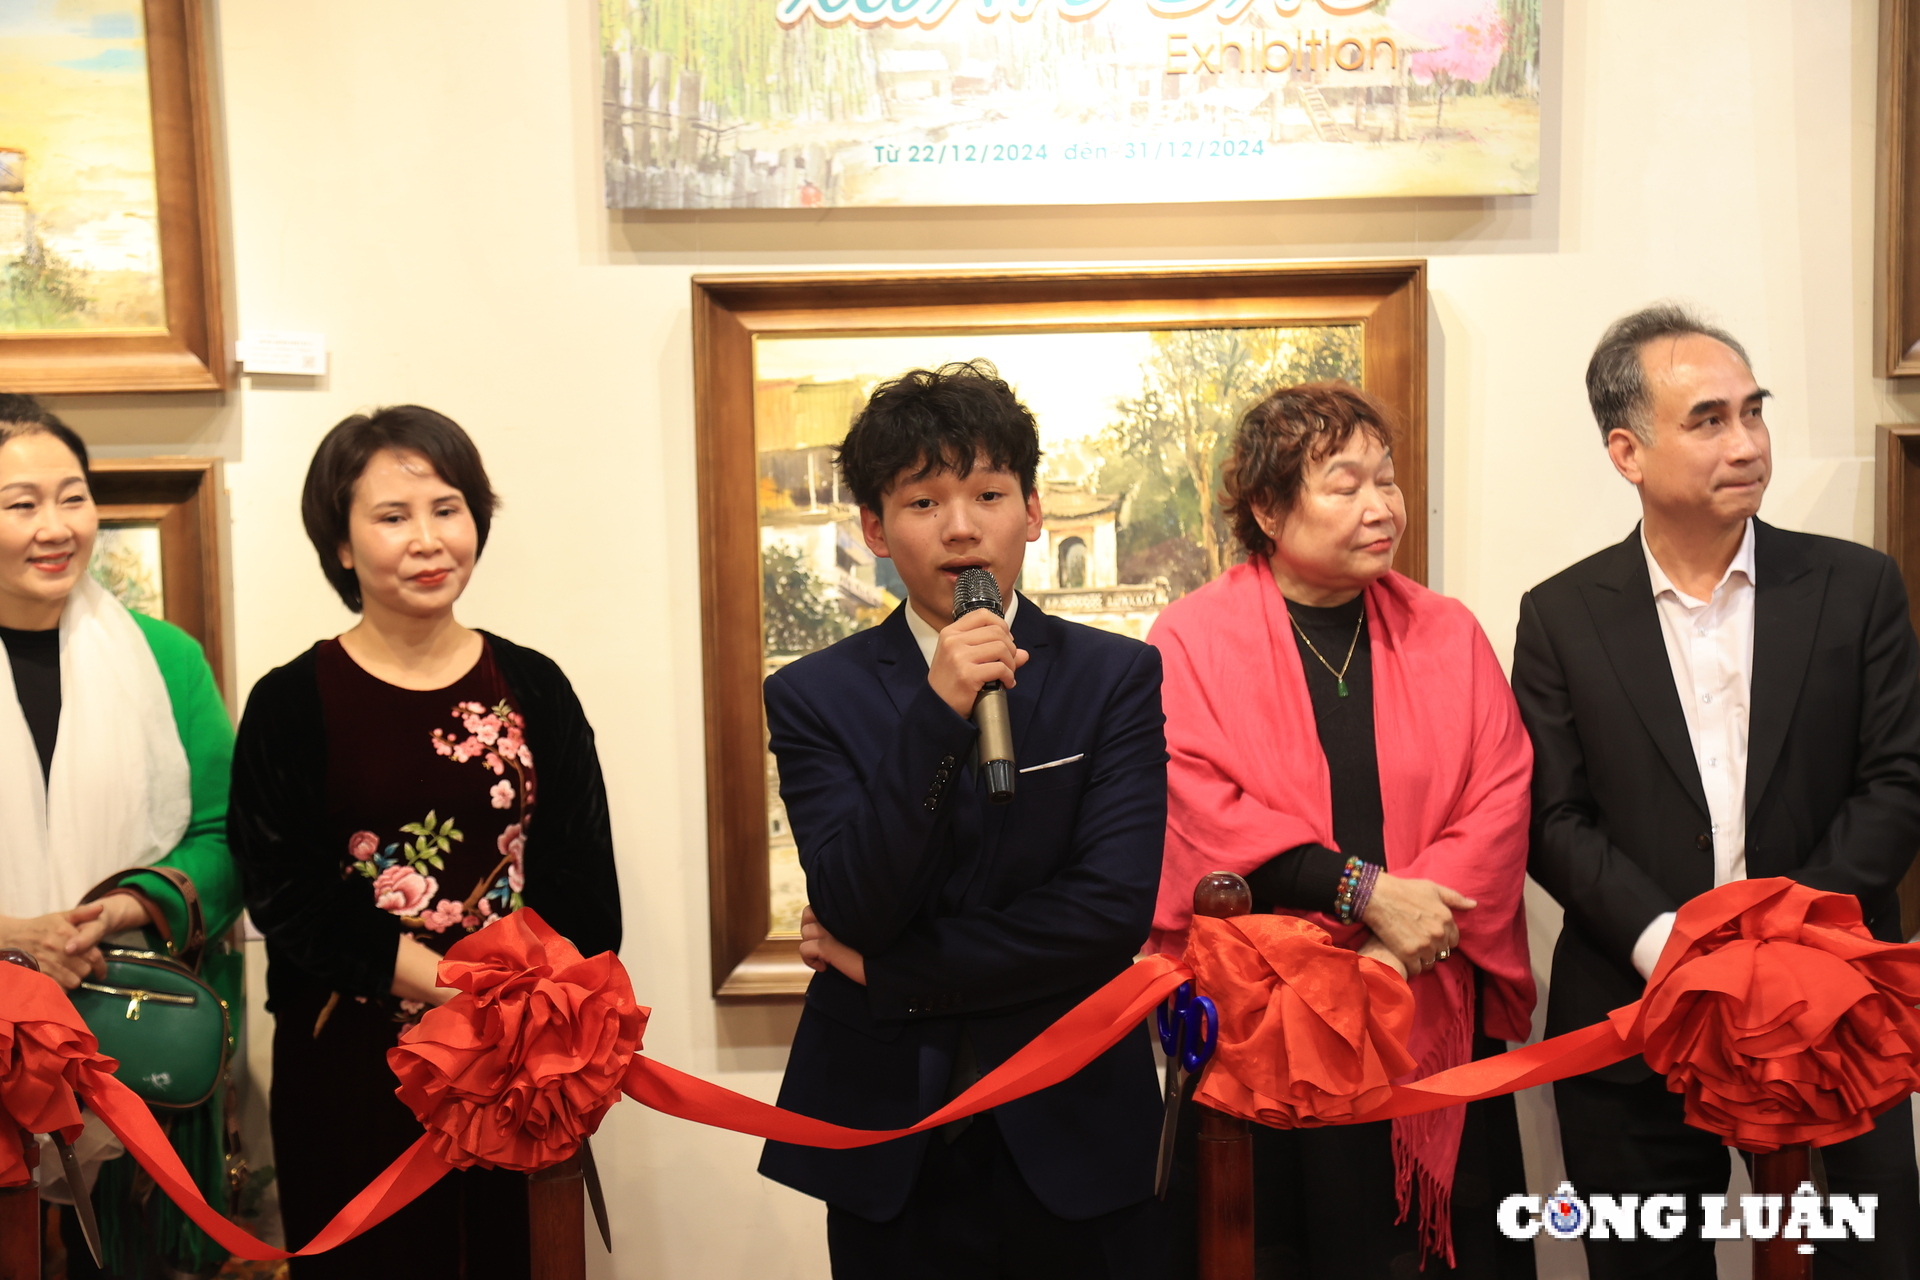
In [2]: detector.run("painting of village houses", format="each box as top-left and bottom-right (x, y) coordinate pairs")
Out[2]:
(601, 0), (1540, 208)
(1, 0), (168, 333)
(755, 325), (1361, 933)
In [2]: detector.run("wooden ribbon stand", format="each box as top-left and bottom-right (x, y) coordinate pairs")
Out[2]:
(1751, 1145), (1813, 1280)
(0, 949), (41, 1280)
(529, 1154), (587, 1280)
(0, 1126), (37, 1280)
(1191, 871), (1255, 1280)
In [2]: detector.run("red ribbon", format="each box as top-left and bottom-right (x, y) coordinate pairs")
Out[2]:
(4, 879), (1915, 1256)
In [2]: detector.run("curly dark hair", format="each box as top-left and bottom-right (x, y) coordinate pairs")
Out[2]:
(301, 405), (499, 612)
(1220, 381), (1396, 559)
(835, 360), (1040, 512)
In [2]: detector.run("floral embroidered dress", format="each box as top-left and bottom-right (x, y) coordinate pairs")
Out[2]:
(324, 639), (535, 987)
(234, 627), (618, 1280)
(272, 638), (539, 1279)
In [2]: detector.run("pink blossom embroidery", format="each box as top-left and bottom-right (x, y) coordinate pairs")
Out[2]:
(419, 697), (534, 927)
(498, 823), (526, 892)
(420, 899), (467, 933)
(348, 831), (380, 862)
(373, 865), (438, 917)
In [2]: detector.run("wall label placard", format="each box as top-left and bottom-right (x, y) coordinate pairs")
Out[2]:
(601, 0), (1540, 208)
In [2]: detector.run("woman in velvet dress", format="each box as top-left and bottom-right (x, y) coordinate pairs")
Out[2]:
(1148, 383), (1535, 1279)
(229, 406), (620, 1278)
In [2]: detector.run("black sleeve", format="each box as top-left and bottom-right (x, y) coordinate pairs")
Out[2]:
(768, 665), (980, 957)
(493, 636), (623, 960)
(1511, 590), (1678, 967)
(1245, 844), (1347, 913)
(1793, 556), (1920, 900)
(229, 651), (401, 999)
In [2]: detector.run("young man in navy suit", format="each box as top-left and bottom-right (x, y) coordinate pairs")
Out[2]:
(757, 361), (1170, 1278)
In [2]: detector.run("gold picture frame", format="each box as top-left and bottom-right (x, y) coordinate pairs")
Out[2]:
(694, 261), (1428, 998)
(0, 0), (226, 393)
(89, 457), (226, 699)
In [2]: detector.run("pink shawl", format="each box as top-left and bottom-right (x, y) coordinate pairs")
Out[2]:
(1146, 561), (1535, 1262)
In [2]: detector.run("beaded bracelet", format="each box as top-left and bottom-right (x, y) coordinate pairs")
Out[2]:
(1350, 860), (1381, 925)
(1334, 855), (1365, 924)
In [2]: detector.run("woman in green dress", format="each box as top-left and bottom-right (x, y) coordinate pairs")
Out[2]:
(0, 395), (241, 1280)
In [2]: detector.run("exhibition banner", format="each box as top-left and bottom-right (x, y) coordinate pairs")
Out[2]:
(599, 0), (1541, 208)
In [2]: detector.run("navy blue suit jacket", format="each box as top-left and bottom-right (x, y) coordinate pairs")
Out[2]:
(756, 596), (1168, 1222)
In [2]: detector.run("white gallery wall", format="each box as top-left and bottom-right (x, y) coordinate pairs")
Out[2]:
(41, 1), (1920, 1277)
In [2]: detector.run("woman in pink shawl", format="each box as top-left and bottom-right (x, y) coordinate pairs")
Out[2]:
(1150, 383), (1536, 1279)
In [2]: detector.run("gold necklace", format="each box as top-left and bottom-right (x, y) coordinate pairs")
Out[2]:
(1289, 611), (1364, 698)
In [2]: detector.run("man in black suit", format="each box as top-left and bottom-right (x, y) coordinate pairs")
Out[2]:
(1513, 304), (1920, 1278)
(757, 361), (1169, 1278)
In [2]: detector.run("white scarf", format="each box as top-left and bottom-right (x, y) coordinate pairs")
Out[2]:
(0, 575), (191, 917)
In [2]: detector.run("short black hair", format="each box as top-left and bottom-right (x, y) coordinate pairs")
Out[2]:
(1587, 304), (1753, 443)
(0, 393), (92, 479)
(301, 405), (499, 611)
(835, 360), (1041, 513)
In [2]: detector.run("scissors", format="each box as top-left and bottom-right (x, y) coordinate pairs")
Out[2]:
(1153, 979), (1219, 1199)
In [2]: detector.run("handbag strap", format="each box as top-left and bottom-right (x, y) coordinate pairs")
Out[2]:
(82, 866), (206, 973)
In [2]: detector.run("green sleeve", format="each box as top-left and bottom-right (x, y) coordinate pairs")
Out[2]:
(124, 613), (241, 945)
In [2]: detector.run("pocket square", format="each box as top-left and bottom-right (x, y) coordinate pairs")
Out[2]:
(1018, 753), (1085, 774)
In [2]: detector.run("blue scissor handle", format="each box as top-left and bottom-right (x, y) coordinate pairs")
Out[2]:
(1180, 995), (1218, 1074)
(1156, 981), (1194, 1057)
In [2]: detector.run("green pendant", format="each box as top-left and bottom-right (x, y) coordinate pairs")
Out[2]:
(1336, 680), (1349, 698)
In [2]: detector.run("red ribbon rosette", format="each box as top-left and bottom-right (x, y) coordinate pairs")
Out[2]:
(0, 963), (116, 1185)
(1187, 913), (1416, 1126)
(389, 910), (648, 1172)
(1612, 878), (1920, 1151)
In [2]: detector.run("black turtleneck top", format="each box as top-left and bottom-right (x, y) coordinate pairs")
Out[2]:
(0, 625), (60, 780)
(1243, 593), (1389, 914)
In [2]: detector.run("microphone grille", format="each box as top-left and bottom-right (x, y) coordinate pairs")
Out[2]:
(952, 567), (1004, 620)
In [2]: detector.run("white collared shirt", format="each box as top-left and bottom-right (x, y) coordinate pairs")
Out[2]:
(1630, 519), (1756, 978)
(904, 593), (1019, 670)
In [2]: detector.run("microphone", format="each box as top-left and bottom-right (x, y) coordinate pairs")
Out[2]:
(952, 567), (1016, 804)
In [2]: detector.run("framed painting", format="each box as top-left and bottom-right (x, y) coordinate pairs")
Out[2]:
(694, 261), (1427, 997)
(1884, 0), (1920, 377)
(1875, 424), (1920, 935)
(0, 0), (225, 393)
(88, 456), (226, 698)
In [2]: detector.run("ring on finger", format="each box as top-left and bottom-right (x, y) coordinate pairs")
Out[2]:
(1436, 949), (1452, 962)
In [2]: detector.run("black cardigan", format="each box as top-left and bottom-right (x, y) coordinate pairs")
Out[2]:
(229, 631), (622, 1010)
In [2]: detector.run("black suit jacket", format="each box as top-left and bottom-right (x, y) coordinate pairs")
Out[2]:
(1513, 522), (1920, 1081)
(756, 597), (1168, 1222)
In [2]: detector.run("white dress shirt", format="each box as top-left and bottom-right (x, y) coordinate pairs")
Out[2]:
(1630, 519), (1757, 978)
(904, 592), (1019, 669)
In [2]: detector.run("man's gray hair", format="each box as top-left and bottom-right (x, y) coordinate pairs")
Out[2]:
(1585, 304), (1753, 443)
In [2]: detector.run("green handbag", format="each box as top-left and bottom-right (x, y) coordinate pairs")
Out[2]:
(67, 868), (234, 1111)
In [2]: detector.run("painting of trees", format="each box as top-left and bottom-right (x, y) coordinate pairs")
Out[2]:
(762, 543), (852, 655)
(2, 229), (90, 330)
(1401, 0), (1511, 131)
(1092, 326), (1363, 597)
